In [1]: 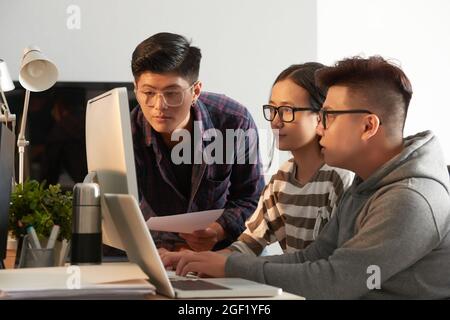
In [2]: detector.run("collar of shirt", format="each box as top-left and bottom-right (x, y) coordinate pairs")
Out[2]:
(135, 97), (215, 202)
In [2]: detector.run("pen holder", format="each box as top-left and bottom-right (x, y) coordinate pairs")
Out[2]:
(18, 235), (55, 268)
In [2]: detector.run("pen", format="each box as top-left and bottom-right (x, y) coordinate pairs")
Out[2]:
(59, 240), (71, 266)
(46, 225), (60, 249)
(26, 225), (41, 249)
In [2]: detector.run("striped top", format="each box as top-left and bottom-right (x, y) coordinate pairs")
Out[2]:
(229, 159), (354, 255)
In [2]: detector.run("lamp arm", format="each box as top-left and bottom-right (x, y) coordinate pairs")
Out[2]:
(17, 89), (30, 184)
(0, 105), (16, 125)
(0, 87), (16, 128)
(0, 87), (11, 115)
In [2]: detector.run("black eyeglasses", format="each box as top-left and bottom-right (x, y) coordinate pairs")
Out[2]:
(318, 109), (381, 129)
(263, 105), (313, 123)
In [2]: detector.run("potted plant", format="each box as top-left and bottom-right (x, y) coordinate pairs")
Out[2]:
(8, 179), (72, 266)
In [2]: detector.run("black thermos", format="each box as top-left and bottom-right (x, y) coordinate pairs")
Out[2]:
(71, 183), (102, 264)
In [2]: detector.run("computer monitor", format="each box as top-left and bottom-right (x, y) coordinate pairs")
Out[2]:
(84, 87), (138, 251)
(0, 124), (15, 268)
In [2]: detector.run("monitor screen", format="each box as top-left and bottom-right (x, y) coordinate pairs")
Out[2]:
(85, 87), (138, 251)
(0, 123), (15, 267)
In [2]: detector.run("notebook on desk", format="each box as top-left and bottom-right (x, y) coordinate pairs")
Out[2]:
(103, 193), (282, 299)
(0, 262), (155, 299)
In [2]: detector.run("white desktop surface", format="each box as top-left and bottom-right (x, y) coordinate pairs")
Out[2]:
(147, 291), (304, 300)
(0, 262), (304, 300)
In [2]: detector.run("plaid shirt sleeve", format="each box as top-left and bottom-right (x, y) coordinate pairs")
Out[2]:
(214, 112), (265, 246)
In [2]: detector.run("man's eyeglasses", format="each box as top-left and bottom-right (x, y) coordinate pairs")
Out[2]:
(318, 109), (381, 129)
(137, 82), (197, 107)
(263, 105), (313, 123)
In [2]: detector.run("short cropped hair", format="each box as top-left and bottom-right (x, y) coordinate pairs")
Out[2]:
(274, 62), (327, 112)
(131, 32), (201, 83)
(315, 56), (413, 133)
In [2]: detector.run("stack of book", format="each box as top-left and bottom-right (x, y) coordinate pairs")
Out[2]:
(0, 262), (156, 299)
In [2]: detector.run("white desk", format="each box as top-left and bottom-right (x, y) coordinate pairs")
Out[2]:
(146, 291), (304, 300)
(0, 262), (304, 300)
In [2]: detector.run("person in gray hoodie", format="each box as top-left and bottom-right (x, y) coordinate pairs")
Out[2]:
(161, 56), (450, 299)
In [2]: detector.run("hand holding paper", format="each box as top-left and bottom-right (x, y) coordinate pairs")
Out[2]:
(179, 222), (225, 251)
(146, 209), (223, 234)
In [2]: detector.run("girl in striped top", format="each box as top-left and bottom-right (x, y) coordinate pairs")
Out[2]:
(229, 63), (354, 255)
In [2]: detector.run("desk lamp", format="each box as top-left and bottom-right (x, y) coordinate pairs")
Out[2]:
(0, 59), (16, 126)
(17, 46), (58, 184)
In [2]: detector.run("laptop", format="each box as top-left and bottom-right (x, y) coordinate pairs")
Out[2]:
(103, 193), (282, 299)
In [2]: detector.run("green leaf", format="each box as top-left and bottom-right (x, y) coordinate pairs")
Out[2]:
(9, 179), (73, 241)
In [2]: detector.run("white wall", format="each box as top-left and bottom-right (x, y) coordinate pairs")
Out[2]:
(0, 0), (318, 173)
(317, 0), (450, 163)
(4, 1), (447, 164)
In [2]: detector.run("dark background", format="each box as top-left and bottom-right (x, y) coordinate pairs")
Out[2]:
(5, 81), (137, 192)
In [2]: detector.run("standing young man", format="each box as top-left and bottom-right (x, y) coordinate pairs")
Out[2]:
(161, 56), (450, 299)
(130, 32), (265, 252)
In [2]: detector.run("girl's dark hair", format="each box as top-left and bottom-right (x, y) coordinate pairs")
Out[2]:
(273, 62), (327, 112)
(131, 32), (201, 83)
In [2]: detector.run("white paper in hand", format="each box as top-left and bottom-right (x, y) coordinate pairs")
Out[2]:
(146, 209), (224, 233)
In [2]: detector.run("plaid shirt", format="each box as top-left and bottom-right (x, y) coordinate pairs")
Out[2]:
(130, 92), (265, 250)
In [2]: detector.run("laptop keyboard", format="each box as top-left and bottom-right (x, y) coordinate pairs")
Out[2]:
(170, 279), (230, 291)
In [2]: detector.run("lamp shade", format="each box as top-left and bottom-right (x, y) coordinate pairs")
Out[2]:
(0, 59), (15, 92)
(19, 46), (58, 92)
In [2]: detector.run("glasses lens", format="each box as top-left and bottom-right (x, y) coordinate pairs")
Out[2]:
(263, 106), (275, 121)
(279, 107), (294, 122)
(163, 91), (184, 106)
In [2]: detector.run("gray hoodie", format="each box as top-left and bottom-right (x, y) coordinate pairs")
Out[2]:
(225, 131), (450, 299)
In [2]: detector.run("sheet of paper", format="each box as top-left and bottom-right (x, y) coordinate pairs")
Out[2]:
(0, 262), (148, 288)
(0, 263), (155, 299)
(1, 283), (155, 300)
(146, 209), (224, 233)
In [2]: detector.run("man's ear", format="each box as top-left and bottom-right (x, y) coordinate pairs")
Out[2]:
(361, 114), (381, 141)
(193, 81), (202, 102)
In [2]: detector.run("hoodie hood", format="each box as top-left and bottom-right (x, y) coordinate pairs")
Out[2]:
(352, 130), (450, 195)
